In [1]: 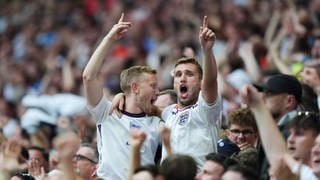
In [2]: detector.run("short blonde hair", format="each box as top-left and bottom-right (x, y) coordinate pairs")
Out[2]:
(120, 66), (156, 93)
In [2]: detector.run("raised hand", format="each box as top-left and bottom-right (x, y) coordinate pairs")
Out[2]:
(109, 92), (125, 117)
(106, 13), (132, 41)
(0, 137), (27, 171)
(199, 16), (216, 52)
(240, 85), (263, 108)
(159, 125), (172, 156)
(129, 129), (146, 148)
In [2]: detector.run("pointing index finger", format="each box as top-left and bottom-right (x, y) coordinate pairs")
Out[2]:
(202, 15), (208, 28)
(118, 13), (124, 23)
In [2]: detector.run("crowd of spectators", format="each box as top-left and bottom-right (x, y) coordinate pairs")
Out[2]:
(2, 0), (320, 179)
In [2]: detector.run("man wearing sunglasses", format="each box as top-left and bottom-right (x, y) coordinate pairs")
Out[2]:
(74, 143), (99, 180)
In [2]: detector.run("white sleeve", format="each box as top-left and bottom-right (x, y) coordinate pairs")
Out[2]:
(87, 95), (111, 123)
(197, 91), (222, 125)
(300, 164), (318, 180)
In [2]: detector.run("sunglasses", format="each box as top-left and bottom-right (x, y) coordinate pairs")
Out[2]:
(74, 154), (97, 164)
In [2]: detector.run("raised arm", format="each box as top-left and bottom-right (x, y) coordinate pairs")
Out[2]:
(199, 16), (218, 104)
(83, 13), (131, 106)
(240, 85), (287, 165)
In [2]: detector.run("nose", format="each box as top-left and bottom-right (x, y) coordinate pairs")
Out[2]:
(179, 73), (187, 82)
(155, 88), (160, 96)
(312, 144), (320, 155)
(287, 133), (295, 144)
(238, 132), (245, 139)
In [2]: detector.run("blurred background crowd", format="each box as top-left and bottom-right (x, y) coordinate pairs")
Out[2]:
(2, 0), (320, 179)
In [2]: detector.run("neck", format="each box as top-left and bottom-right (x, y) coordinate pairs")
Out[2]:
(124, 95), (143, 114)
(304, 155), (312, 167)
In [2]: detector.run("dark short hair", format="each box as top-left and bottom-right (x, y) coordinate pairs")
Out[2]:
(159, 154), (197, 180)
(28, 146), (49, 163)
(205, 152), (239, 171)
(287, 111), (320, 135)
(174, 57), (203, 79)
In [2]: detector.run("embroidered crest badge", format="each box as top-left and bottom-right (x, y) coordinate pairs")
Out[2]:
(178, 112), (189, 125)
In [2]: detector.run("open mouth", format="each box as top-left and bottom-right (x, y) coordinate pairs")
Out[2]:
(180, 85), (188, 96)
(150, 97), (157, 104)
(180, 85), (188, 98)
(314, 159), (320, 164)
(288, 147), (296, 153)
(180, 86), (188, 93)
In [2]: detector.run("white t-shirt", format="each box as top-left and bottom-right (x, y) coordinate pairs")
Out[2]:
(161, 92), (221, 169)
(88, 96), (161, 180)
(300, 164), (318, 180)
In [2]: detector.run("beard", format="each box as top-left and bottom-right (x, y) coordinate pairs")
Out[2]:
(178, 95), (198, 107)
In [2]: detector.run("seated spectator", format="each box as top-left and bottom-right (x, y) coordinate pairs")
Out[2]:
(218, 108), (258, 157)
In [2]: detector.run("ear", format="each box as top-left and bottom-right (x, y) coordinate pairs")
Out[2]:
(131, 81), (139, 94)
(285, 94), (296, 110)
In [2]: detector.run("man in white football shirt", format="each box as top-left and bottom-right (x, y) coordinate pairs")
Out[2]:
(160, 16), (221, 169)
(83, 14), (161, 179)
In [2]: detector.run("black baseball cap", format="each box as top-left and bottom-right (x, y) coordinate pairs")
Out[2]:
(254, 74), (302, 102)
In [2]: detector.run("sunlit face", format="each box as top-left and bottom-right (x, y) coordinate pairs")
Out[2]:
(135, 73), (159, 110)
(195, 161), (224, 180)
(311, 134), (320, 177)
(287, 128), (316, 164)
(227, 124), (257, 147)
(173, 63), (201, 107)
